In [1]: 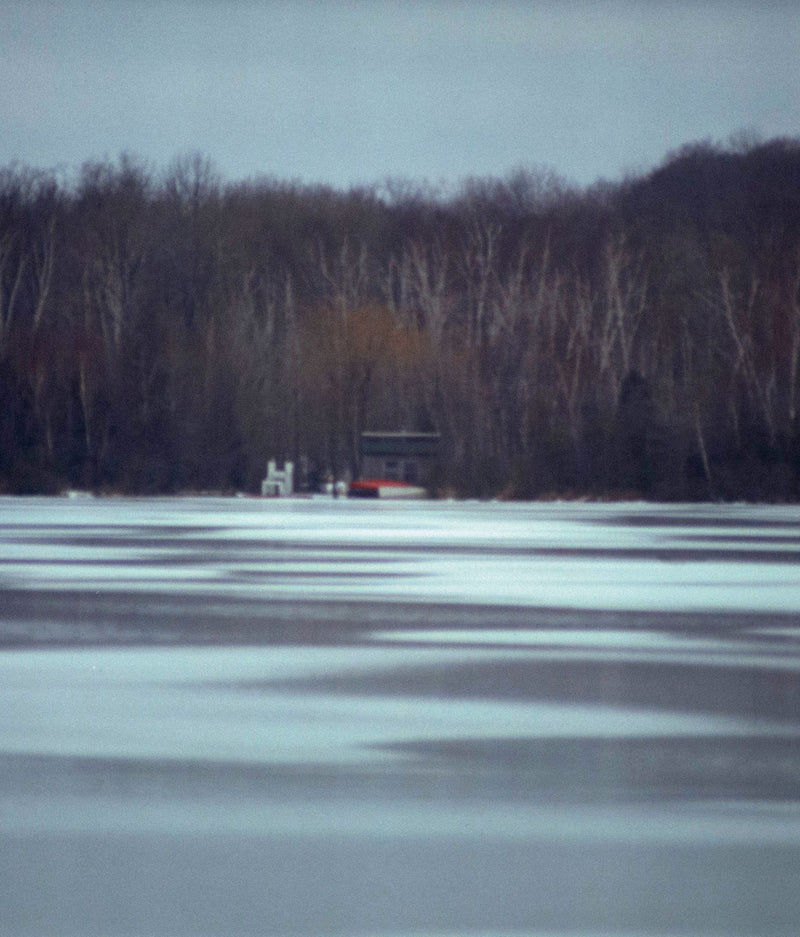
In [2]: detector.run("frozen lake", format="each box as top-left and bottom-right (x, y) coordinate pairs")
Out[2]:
(2, 496), (800, 936)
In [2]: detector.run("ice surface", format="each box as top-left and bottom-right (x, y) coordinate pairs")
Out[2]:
(2, 497), (800, 936)
(2, 644), (790, 766)
(3, 496), (800, 611)
(373, 628), (800, 671)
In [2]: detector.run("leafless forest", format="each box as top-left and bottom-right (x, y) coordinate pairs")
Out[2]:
(1, 138), (799, 498)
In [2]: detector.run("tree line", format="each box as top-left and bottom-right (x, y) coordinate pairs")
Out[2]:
(1, 139), (799, 499)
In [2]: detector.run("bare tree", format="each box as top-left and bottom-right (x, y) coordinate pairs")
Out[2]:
(0, 230), (25, 351)
(596, 233), (649, 407)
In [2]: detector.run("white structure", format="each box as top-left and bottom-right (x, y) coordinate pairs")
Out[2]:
(323, 477), (349, 498)
(261, 460), (294, 497)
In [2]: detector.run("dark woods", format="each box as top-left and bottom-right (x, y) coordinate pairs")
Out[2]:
(2, 140), (800, 499)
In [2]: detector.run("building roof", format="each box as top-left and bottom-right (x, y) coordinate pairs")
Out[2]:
(360, 432), (440, 458)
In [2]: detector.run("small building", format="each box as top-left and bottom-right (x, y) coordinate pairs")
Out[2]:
(261, 459), (294, 497)
(359, 432), (440, 487)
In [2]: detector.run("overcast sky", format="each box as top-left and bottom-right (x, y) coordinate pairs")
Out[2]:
(1, 0), (798, 190)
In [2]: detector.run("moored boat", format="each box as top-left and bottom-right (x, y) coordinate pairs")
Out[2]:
(347, 479), (427, 499)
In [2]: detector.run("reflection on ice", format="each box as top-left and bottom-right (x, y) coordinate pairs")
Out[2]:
(3, 645), (789, 766)
(375, 627), (774, 651)
(373, 628), (800, 671)
(6, 791), (800, 847)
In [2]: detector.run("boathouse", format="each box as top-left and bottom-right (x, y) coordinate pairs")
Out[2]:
(359, 432), (440, 486)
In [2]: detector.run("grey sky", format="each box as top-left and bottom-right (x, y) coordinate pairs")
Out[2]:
(1, 0), (798, 189)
